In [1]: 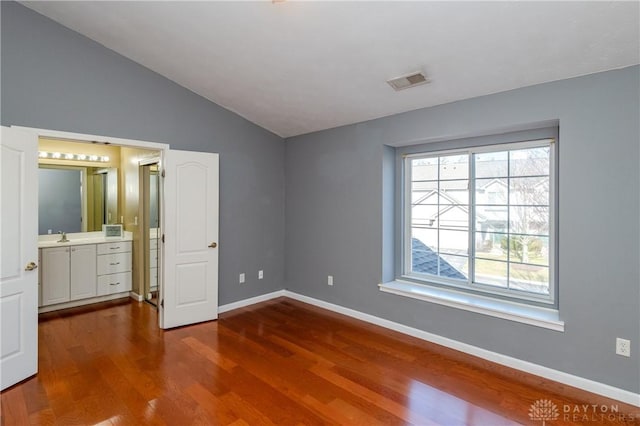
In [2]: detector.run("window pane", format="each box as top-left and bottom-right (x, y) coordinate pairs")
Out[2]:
(475, 205), (508, 232)
(509, 206), (549, 235)
(475, 178), (508, 205)
(439, 229), (468, 254)
(510, 147), (550, 177)
(509, 177), (549, 206)
(474, 259), (508, 288)
(412, 157), (438, 181)
(411, 234), (438, 275)
(507, 235), (549, 266)
(439, 180), (468, 207)
(475, 151), (508, 178)
(439, 254), (468, 280)
(440, 154), (468, 180)
(412, 203), (439, 228)
(474, 232), (508, 262)
(412, 229), (437, 252)
(412, 179), (438, 195)
(509, 264), (549, 295)
(439, 179), (468, 191)
(437, 206), (469, 231)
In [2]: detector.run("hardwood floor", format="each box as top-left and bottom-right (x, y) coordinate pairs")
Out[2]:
(1, 297), (638, 425)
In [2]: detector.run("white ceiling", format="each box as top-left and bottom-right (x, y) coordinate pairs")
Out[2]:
(21, 1), (640, 138)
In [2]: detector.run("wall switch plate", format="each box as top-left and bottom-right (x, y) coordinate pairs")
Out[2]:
(616, 338), (631, 357)
(239, 273), (245, 284)
(258, 270), (263, 279)
(328, 275), (333, 286)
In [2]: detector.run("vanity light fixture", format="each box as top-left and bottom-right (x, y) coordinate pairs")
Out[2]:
(37, 151), (110, 163)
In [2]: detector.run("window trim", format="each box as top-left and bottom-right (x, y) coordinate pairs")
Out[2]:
(401, 138), (557, 307)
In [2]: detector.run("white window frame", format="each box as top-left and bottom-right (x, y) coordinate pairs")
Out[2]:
(401, 138), (556, 306)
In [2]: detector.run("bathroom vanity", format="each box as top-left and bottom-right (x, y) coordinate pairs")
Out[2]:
(38, 232), (133, 313)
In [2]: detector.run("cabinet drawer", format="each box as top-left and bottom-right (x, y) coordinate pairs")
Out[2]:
(97, 252), (132, 275)
(97, 272), (132, 295)
(97, 241), (132, 255)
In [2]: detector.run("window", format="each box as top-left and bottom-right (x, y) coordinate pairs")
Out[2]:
(404, 138), (555, 305)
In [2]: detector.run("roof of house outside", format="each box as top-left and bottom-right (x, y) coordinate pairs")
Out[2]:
(411, 238), (466, 280)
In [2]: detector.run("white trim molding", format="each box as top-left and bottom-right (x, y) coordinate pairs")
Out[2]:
(129, 292), (144, 302)
(379, 280), (564, 331)
(218, 290), (285, 314)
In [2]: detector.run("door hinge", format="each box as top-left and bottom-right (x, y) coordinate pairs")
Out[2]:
(160, 299), (164, 308)
(161, 169), (166, 178)
(161, 234), (165, 243)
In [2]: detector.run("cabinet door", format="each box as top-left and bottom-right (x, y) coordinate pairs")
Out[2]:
(41, 247), (70, 306)
(70, 245), (97, 301)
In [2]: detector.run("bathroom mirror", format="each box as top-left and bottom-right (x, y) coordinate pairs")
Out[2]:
(142, 162), (160, 306)
(38, 165), (119, 235)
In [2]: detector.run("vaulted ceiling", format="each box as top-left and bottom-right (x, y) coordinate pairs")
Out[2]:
(21, 1), (640, 138)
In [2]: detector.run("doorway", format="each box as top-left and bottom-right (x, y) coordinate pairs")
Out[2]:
(36, 135), (163, 307)
(141, 161), (160, 307)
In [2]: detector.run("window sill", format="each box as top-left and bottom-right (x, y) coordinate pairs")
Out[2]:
(379, 280), (564, 332)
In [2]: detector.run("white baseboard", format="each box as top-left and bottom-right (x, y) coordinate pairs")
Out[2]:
(218, 290), (285, 314)
(281, 291), (640, 408)
(129, 292), (144, 302)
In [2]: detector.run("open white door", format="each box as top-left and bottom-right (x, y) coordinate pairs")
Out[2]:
(161, 149), (219, 329)
(1, 126), (38, 390)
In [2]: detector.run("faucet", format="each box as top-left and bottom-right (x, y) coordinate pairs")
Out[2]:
(57, 231), (69, 243)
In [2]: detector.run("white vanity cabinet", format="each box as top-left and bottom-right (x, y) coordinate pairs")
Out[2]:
(41, 244), (97, 306)
(39, 237), (132, 311)
(97, 241), (132, 295)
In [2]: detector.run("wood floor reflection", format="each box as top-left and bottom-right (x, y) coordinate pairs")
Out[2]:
(1, 297), (638, 425)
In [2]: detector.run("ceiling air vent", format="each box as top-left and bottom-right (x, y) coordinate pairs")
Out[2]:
(387, 71), (430, 91)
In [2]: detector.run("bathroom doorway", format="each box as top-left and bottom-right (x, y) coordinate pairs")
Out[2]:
(141, 161), (160, 307)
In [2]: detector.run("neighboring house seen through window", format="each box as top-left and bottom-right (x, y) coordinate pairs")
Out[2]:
(404, 138), (555, 305)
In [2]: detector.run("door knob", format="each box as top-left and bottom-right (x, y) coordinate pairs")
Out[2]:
(25, 262), (38, 271)
(208, 242), (217, 248)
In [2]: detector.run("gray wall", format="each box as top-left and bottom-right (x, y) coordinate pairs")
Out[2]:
(1, 2), (285, 305)
(285, 66), (640, 393)
(38, 168), (82, 235)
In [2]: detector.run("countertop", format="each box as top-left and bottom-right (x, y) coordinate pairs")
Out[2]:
(38, 231), (133, 248)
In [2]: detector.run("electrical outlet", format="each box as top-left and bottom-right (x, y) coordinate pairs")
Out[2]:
(258, 270), (263, 280)
(239, 273), (245, 284)
(328, 275), (333, 286)
(616, 338), (631, 357)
